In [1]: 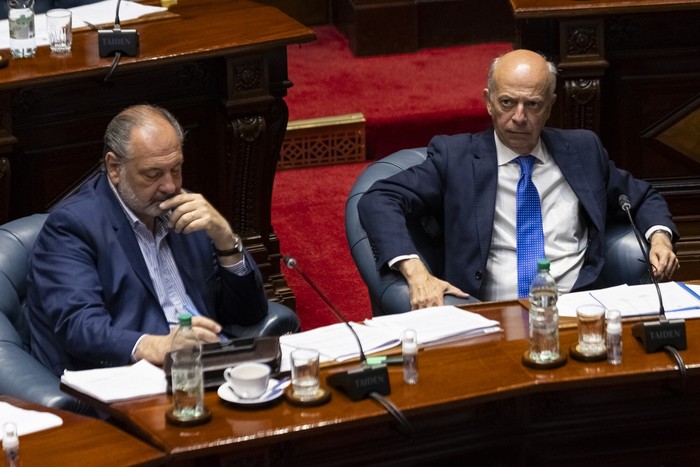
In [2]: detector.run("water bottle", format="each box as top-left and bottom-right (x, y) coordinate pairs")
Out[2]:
(606, 309), (622, 365)
(402, 328), (418, 385)
(8, 0), (36, 58)
(528, 259), (561, 364)
(170, 314), (205, 421)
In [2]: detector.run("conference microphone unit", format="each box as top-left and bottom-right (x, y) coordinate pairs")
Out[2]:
(282, 256), (391, 401)
(618, 194), (687, 353)
(98, 0), (139, 58)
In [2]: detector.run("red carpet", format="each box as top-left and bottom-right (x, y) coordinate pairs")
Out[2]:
(286, 25), (512, 159)
(273, 162), (372, 330)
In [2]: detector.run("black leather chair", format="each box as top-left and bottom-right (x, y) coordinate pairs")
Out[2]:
(346, 148), (647, 316)
(0, 213), (298, 412)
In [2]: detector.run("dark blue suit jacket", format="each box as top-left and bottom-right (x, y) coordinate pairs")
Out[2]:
(28, 172), (268, 376)
(358, 128), (678, 298)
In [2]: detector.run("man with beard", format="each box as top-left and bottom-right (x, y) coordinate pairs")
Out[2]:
(27, 104), (299, 376)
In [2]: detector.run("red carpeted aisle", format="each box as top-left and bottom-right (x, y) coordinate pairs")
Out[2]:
(273, 162), (372, 330)
(286, 25), (512, 159)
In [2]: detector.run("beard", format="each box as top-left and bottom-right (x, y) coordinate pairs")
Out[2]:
(116, 176), (170, 220)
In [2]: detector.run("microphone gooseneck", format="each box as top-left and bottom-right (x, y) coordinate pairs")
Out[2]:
(282, 255), (367, 363)
(282, 255), (394, 404)
(618, 194), (664, 316)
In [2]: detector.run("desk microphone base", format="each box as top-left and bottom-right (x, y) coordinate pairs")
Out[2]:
(632, 318), (687, 353)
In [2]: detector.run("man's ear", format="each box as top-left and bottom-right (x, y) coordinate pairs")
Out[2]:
(105, 152), (121, 185)
(483, 88), (493, 116)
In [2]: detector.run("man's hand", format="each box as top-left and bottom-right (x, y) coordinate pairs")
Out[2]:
(396, 258), (469, 310)
(649, 231), (679, 281)
(160, 192), (242, 264)
(134, 316), (222, 366)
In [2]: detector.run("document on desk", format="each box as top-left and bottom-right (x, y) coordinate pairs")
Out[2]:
(279, 322), (401, 371)
(363, 306), (502, 346)
(0, 0), (166, 49)
(60, 360), (167, 403)
(557, 282), (700, 318)
(0, 402), (63, 438)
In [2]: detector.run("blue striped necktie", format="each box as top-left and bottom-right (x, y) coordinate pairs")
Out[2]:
(515, 155), (545, 297)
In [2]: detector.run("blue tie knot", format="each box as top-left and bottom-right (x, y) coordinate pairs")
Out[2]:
(515, 155), (537, 179)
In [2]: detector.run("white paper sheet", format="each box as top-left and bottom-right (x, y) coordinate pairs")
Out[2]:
(279, 322), (401, 372)
(557, 282), (700, 318)
(0, 402), (63, 439)
(60, 359), (167, 403)
(363, 305), (502, 345)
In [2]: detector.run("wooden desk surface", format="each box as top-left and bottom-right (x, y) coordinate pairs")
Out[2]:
(0, 0), (315, 88)
(0, 396), (164, 466)
(81, 300), (700, 464)
(509, 0), (700, 18)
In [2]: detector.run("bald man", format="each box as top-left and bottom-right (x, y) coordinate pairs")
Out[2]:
(358, 49), (678, 309)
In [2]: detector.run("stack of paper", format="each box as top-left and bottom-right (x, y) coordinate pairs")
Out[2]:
(0, 402), (63, 438)
(557, 282), (700, 319)
(279, 306), (501, 372)
(60, 360), (167, 403)
(364, 306), (502, 345)
(280, 322), (401, 371)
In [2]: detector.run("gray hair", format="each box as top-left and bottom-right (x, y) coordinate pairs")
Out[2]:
(103, 104), (184, 164)
(487, 51), (558, 97)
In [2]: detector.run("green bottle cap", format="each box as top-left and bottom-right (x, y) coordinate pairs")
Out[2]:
(177, 313), (192, 326)
(536, 258), (550, 271)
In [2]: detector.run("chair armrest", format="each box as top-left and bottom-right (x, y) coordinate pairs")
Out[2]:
(0, 313), (83, 412)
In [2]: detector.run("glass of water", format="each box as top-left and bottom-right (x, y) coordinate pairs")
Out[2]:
(46, 9), (72, 53)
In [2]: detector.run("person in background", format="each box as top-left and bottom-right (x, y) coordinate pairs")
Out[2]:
(358, 49), (678, 309)
(28, 104), (299, 376)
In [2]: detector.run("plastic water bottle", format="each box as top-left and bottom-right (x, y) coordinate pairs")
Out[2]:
(170, 314), (205, 420)
(606, 309), (622, 365)
(8, 0), (36, 58)
(528, 259), (561, 363)
(402, 328), (418, 385)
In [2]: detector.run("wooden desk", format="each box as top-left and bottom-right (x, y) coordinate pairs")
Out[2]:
(509, 0), (700, 280)
(67, 301), (700, 466)
(0, 396), (164, 466)
(0, 0), (315, 306)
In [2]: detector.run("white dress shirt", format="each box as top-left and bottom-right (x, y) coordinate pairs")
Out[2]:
(480, 135), (587, 300)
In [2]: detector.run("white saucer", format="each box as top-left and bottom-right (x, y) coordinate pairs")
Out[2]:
(217, 378), (289, 407)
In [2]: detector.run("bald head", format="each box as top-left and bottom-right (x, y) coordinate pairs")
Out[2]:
(487, 49), (557, 98)
(483, 50), (558, 154)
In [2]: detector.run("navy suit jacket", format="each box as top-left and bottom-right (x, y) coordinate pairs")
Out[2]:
(358, 128), (678, 298)
(28, 172), (268, 376)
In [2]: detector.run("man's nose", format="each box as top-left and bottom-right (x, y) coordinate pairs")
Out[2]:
(511, 104), (527, 124)
(159, 172), (177, 193)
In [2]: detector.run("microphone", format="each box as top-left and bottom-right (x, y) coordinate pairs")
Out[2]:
(282, 255), (391, 401)
(98, 0), (140, 58)
(618, 194), (686, 352)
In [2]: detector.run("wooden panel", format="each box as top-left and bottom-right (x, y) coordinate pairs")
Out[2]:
(2, 0), (315, 306)
(332, 0), (516, 57)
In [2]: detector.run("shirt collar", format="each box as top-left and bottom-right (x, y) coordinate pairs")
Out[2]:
(494, 131), (549, 167)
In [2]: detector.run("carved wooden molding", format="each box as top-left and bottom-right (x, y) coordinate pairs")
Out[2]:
(564, 78), (600, 131)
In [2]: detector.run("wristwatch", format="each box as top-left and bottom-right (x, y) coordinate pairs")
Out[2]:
(215, 235), (243, 257)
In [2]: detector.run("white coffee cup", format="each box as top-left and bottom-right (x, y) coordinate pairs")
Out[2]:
(224, 362), (270, 399)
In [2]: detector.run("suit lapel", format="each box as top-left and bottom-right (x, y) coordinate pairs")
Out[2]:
(542, 129), (604, 234)
(472, 133), (499, 268)
(97, 174), (158, 299)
